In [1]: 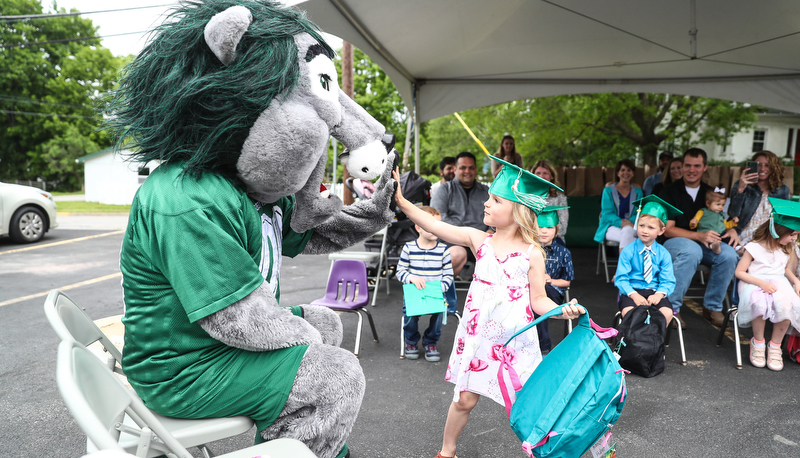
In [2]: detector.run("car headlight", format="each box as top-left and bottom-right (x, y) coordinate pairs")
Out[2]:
(40, 191), (54, 202)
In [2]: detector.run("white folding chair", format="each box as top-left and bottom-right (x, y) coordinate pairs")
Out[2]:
(56, 340), (317, 458)
(596, 239), (620, 283)
(44, 290), (255, 458)
(328, 225), (390, 306)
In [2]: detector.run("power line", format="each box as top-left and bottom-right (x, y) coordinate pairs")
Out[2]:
(0, 109), (97, 120)
(0, 4), (176, 23)
(0, 31), (147, 49)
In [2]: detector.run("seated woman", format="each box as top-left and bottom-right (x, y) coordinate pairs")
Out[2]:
(594, 159), (642, 253)
(530, 159), (569, 246)
(728, 150), (791, 248)
(652, 157), (683, 197)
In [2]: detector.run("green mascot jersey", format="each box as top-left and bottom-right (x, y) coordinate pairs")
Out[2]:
(119, 162), (313, 431)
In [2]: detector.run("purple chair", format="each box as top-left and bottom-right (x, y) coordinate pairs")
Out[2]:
(311, 259), (379, 357)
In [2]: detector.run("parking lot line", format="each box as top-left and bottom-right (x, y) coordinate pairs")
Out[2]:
(0, 230), (124, 256)
(0, 272), (122, 308)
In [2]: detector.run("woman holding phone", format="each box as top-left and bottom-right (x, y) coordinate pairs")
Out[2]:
(728, 150), (791, 246)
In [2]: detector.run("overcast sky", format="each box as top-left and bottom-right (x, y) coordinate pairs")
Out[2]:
(50, 1), (342, 57)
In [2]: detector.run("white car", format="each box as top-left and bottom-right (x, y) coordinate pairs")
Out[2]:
(0, 182), (58, 243)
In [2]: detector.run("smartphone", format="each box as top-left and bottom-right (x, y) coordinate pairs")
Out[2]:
(746, 161), (759, 175)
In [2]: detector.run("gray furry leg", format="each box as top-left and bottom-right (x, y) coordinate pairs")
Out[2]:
(260, 344), (365, 458)
(300, 305), (343, 346)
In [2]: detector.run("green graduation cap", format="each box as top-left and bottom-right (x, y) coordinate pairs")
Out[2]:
(538, 206), (569, 228)
(631, 195), (683, 226)
(488, 155), (564, 214)
(768, 197), (800, 236)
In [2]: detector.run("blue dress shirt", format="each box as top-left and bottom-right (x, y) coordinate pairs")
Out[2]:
(614, 238), (676, 297)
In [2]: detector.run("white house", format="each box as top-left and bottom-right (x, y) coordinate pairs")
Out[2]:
(77, 148), (160, 205)
(705, 110), (800, 164)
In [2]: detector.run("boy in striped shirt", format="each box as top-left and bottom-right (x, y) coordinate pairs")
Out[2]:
(396, 206), (454, 361)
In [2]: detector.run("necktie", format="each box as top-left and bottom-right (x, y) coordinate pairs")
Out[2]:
(641, 246), (653, 283)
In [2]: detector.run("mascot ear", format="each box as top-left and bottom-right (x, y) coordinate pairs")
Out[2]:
(204, 6), (253, 66)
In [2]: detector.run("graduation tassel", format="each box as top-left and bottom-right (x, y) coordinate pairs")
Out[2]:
(769, 213), (779, 238)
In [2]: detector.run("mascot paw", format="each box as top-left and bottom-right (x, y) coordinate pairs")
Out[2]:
(301, 305), (344, 346)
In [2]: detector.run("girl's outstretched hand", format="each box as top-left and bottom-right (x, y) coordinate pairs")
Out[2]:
(392, 170), (407, 208)
(558, 299), (584, 320)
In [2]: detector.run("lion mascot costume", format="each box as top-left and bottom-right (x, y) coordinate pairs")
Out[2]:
(108, 2), (396, 457)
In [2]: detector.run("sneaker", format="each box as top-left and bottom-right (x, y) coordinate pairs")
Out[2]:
(424, 344), (441, 362)
(767, 345), (784, 371)
(750, 338), (766, 368)
(405, 343), (419, 360)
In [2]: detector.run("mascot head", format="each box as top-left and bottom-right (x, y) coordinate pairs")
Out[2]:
(108, 0), (389, 203)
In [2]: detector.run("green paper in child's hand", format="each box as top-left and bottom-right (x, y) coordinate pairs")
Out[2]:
(403, 281), (446, 316)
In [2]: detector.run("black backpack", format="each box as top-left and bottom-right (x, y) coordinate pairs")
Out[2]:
(615, 305), (666, 377)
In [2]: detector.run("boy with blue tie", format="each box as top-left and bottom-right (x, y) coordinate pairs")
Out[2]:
(615, 195), (683, 324)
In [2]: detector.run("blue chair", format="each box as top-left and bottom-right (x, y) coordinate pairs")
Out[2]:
(311, 259), (378, 357)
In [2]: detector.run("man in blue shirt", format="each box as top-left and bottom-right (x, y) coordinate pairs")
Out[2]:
(643, 152), (673, 196)
(615, 195), (682, 325)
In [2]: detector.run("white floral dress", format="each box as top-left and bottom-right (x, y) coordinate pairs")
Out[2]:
(445, 235), (542, 406)
(738, 242), (800, 330)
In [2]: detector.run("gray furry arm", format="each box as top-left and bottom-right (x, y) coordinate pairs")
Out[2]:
(303, 153), (397, 254)
(198, 283), (322, 351)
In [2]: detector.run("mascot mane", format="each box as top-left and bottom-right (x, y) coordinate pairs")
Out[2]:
(106, 0), (334, 182)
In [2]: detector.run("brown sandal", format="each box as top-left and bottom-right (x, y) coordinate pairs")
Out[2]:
(435, 452), (458, 458)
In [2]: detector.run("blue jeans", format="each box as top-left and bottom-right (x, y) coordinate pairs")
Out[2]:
(445, 283), (458, 314)
(663, 237), (737, 313)
(403, 301), (443, 346)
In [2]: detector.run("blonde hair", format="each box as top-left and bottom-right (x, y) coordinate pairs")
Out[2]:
(638, 213), (665, 229)
(705, 189), (725, 206)
(419, 206), (440, 217)
(753, 220), (795, 255)
(512, 202), (546, 257)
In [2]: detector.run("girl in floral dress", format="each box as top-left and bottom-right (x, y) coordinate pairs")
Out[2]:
(735, 200), (800, 371)
(393, 158), (582, 458)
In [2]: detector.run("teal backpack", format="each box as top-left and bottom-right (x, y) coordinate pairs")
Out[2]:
(498, 306), (627, 458)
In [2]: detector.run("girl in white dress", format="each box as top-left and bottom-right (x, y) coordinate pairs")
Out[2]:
(735, 206), (800, 371)
(393, 156), (582, 458)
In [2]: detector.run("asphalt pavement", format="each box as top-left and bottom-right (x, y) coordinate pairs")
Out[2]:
(1, 216), (799, 458)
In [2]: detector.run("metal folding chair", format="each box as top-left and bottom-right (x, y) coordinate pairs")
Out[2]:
(596, 239), (620, 283)
(613, 310), (687, 366)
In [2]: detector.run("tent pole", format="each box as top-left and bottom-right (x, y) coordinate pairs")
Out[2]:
(414, 83), (420, 175)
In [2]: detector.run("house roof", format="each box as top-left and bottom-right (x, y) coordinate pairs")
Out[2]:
(75, 147), (116, 164)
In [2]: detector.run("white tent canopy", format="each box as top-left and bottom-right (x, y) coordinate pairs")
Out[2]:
(297, 0), (800, 167)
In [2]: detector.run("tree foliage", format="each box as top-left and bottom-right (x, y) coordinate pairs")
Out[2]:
(0, 0), (122, 189)
(420, 93), (758, 171)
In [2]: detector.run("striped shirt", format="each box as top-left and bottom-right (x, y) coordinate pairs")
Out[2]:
(395, 240), (454, 291)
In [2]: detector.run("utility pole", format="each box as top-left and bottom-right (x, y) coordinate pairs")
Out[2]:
(341, 41), (355, 205)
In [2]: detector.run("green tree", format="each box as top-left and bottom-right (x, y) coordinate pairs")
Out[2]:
(0, 0), (122, 189)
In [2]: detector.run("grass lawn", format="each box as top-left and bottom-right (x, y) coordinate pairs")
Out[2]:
(57, 201), (131, 213)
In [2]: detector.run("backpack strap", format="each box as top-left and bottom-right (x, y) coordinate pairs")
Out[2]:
(503, 305), (587, 347)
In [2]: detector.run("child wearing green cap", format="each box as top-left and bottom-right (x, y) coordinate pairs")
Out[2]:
(734, 198), (800, 371)
(538, 206), (574, 354)
(392, 159), (582, 458)
(614, 196), (679, 324)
